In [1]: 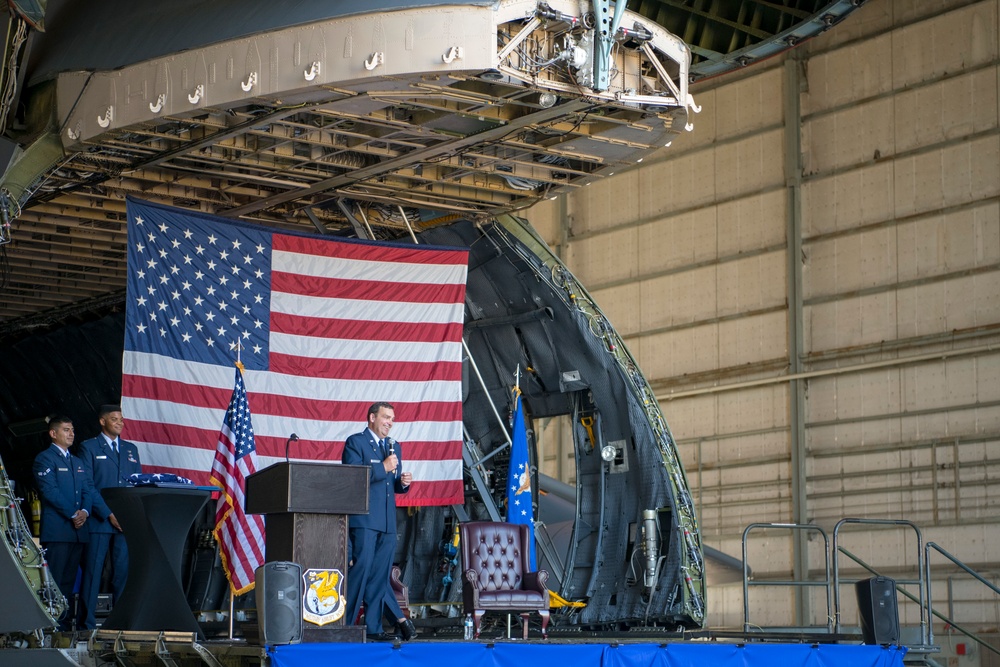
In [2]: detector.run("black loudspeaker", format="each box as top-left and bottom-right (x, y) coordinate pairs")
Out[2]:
(186, 546), (228, 611)
(256, 561), (303, 645)
(855, 576), (900, 645)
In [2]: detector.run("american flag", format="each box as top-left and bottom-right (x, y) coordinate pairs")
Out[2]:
(211, 365), (265, 594)
(121, 198), (468, 506)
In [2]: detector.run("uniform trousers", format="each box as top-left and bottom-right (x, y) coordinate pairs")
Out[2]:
(80, 531), (129, 628)
(44, 541), (84, 630)
(346, 526), (396, 634)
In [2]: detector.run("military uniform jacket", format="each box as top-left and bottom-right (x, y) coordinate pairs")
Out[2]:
(33, 445), (93, 543)
(77, 435), (143, 534)
(342, 429), (409, 533)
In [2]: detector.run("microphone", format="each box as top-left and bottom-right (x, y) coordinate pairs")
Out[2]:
(285, 433), (299, 463)
(388, 438), (399, 478)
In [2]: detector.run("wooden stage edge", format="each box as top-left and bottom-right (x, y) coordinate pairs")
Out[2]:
(61, 628), (910, 667)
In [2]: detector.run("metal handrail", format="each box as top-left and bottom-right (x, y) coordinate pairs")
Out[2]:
(841, 546), (998, 659)
(742, 522), (832, 633)
(739, 517), (995, 657)
(925, 541), (1000, 650)
(832, 518), (927, 645)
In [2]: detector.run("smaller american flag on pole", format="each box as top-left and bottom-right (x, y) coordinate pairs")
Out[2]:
(210, 364), (266, 594)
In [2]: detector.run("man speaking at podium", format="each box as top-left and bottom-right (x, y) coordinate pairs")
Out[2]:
(342, 402), (415, 641)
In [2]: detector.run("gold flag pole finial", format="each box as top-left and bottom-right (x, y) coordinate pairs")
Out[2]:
(235, 339), (245, 374)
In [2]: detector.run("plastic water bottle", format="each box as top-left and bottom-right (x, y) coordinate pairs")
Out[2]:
(463, 613), (474, 640)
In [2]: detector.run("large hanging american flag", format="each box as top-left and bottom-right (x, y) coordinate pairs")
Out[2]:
(121, 198), (468, 506)
(211, 365), (265, 594)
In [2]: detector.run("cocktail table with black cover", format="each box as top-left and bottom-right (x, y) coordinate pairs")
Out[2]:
(100, 485), (213, 636)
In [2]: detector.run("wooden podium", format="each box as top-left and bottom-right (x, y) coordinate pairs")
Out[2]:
(245, 462), (369, 642)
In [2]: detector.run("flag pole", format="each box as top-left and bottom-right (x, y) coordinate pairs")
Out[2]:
(355, 205), (376, 240)
(221, 350), (252, 641)
(228, 589), (235, 640)
(231, 344), (239, 640)
(230, 343), (239, 641)
(397, 205), (419, 244)
(506, 375), (536, 567)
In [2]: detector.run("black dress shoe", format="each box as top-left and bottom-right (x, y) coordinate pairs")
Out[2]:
(397, 618), (416, 641)
(367, 632), (395, 642)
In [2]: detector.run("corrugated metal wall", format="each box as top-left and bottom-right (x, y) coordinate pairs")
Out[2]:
(529, 0), (1000, 633)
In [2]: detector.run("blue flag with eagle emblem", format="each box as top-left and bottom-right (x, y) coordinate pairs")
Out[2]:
(506, 389), (535, 568)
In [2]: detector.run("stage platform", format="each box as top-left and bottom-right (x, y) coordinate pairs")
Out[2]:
(269, 641), (908, 667)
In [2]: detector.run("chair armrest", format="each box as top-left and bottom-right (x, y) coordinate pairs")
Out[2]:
(462, 569), (481, 613)
(523, 569), (548, 592)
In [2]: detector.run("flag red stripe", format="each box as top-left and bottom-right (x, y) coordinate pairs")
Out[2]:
(220, 515), (262, 586)
(269, 354), (462, 382)
(130, 421), (461, 461)
(147, 463), (461, 507)
(397, 480), (465, 506)
(226, 505), (265, 561)
(272, 272), (466, 304)
(270, 312), (463, 343)
(274, 234), (469, 265)
(220, 523), (250, 585)
(255, 391), (461, 424)
(123, 374), (463, 423)
(124, 374), (230, 409)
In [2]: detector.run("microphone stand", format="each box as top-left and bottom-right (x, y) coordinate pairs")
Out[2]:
(285, 433), (299, 463)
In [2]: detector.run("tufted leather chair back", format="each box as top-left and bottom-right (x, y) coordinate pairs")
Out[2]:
(461, 521), (528, 592)
(459, 521), (550, 638)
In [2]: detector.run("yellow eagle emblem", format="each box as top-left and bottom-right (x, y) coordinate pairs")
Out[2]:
(302, 568), (346, 626)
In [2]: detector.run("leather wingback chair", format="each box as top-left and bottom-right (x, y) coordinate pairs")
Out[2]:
(390, 564), (410, 619)
(356, 564), (410, 625)
(460, 521), (550, 639)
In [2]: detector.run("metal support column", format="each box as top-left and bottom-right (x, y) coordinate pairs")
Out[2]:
(555, 192), (570, 483)
(784, 53), (810, 626)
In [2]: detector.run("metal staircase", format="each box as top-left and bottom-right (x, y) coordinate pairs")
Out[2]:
(741, 518), (1000, 667)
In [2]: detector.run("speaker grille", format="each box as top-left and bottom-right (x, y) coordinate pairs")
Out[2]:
(256, 562), (303, 645)
(855, 576), (900, 645)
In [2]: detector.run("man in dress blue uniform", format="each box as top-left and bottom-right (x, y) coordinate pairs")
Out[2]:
(77, 404), (143, 629)
(342, 402), (416, 641)
(32, 415), (93, 631)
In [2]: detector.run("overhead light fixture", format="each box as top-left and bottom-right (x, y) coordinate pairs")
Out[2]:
(601, 444), (617, 462)
(538, 92), (558, 108)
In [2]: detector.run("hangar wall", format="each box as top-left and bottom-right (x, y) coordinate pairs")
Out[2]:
(528, 0), (1000, 632)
